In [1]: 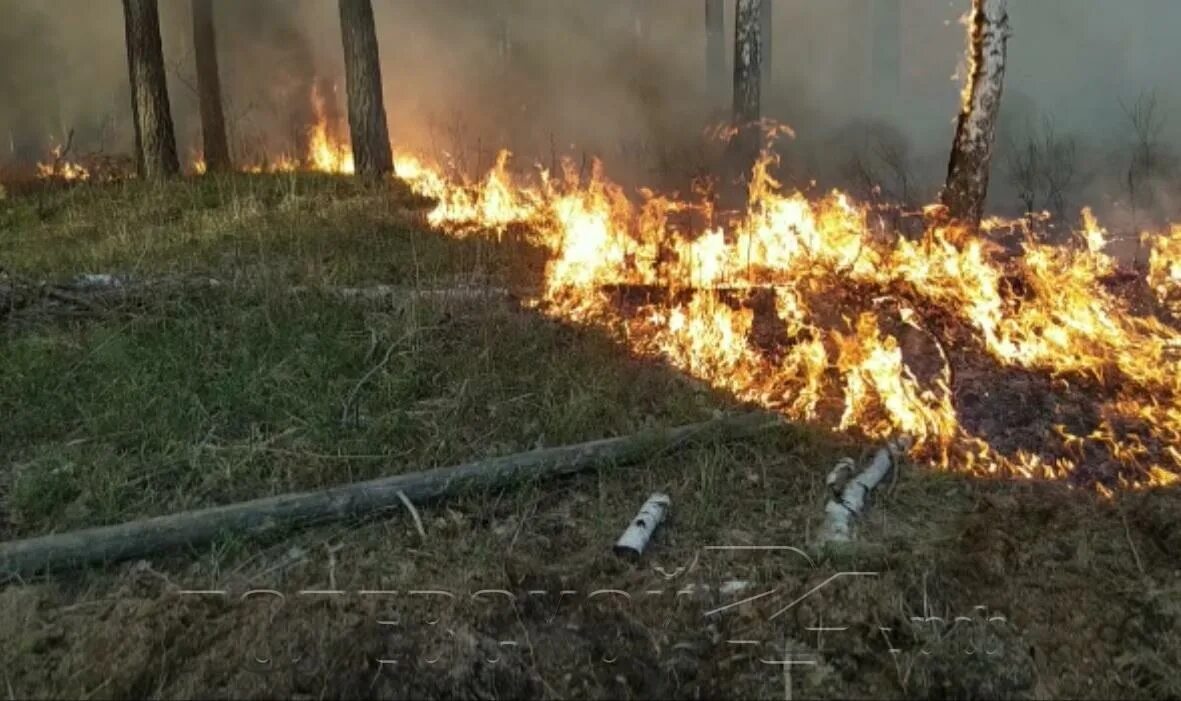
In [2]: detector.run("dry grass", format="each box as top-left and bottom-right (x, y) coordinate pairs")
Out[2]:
(0, 174), (1178, 699)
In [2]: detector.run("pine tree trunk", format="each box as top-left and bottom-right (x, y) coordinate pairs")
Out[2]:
(732, 0), (763, 126)
(705, 0), (726, 110)
(191, 0), (231, 172)
(941, 0), (1009, 229)
(338, 0), (393, 178)
(122, 0), (179, 180)
(723, 0), (764, 199)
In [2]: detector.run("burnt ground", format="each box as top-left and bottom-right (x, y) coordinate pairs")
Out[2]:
(600, 258), (1181, 491)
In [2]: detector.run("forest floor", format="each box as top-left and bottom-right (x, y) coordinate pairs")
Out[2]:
(0, 173), (1178, 700)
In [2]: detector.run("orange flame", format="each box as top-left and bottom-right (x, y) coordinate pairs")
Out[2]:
(389, 139), (1181, 491)
(36, 145), (90, 182)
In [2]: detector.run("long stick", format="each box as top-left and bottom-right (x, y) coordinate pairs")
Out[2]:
(0, 412), (780, 578)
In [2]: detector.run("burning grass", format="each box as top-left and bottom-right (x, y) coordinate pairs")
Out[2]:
(383, 143), (1181, 492)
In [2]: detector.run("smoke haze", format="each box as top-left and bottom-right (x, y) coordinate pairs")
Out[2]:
(2, 0), (1179, 231)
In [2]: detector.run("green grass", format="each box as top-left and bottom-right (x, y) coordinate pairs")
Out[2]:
(0, 174), (745, 537)
(0, 172), (542, 287)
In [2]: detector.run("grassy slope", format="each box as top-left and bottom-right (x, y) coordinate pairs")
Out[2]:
(0, 175), (1178, 700)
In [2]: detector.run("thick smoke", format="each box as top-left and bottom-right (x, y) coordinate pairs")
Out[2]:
(1, 0), (1179, 233)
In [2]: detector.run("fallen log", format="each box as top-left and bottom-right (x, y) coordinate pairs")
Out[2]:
(0, 412), (780, 579)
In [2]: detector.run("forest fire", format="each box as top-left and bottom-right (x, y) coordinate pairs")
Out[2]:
(189, 85), (355, 176)
(12, 79), (1180, 492)
(14, 102), (1181, 493)
(391, 140), (1181, 492)
(35, 145), (91, 182)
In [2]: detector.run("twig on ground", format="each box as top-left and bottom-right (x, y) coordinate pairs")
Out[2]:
(1120, 511), (1146, 577)
(340, 336), (404, 426)
(396, 490), (427, 542)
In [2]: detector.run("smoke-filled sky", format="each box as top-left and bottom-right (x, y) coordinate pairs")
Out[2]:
(2, 0), (1179, 226)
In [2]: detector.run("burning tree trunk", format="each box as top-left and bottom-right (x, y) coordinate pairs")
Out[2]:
(122, 0), (179, 180)
(191, 0), (231, 172)
(941, 0), (1010, 229)
(338, 0), (393, 178)
(705, 0), (726, 110)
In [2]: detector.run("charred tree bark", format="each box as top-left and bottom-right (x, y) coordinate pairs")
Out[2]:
(941, 0), (1010, 229)
(191, 0), (231, 172)
(705, 0), (726, 109)
(122, 0), (179, 180)
(338, 0), (393, 178)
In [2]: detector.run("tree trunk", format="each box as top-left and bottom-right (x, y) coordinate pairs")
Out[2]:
(338, 0), (393, 178)
(191, 0), (231, 172)
(724, 0), (764, 200)
(122, 0), (179, 180)
(759, 0), (772, 93)
(732, 0), (763, 126)
(941, 0), (1009, 229)
(705, 0), (726, 110)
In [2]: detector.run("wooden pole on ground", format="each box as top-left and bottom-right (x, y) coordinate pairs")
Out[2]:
(1, 412), (781, 579)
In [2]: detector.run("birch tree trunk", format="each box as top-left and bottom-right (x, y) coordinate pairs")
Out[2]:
(339, 0), (394, 178)
(122, 0), (179, 180)
(191, 0), (231, 172)
(705, 0), (726, 110)
(941, 0), (1010, 228)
